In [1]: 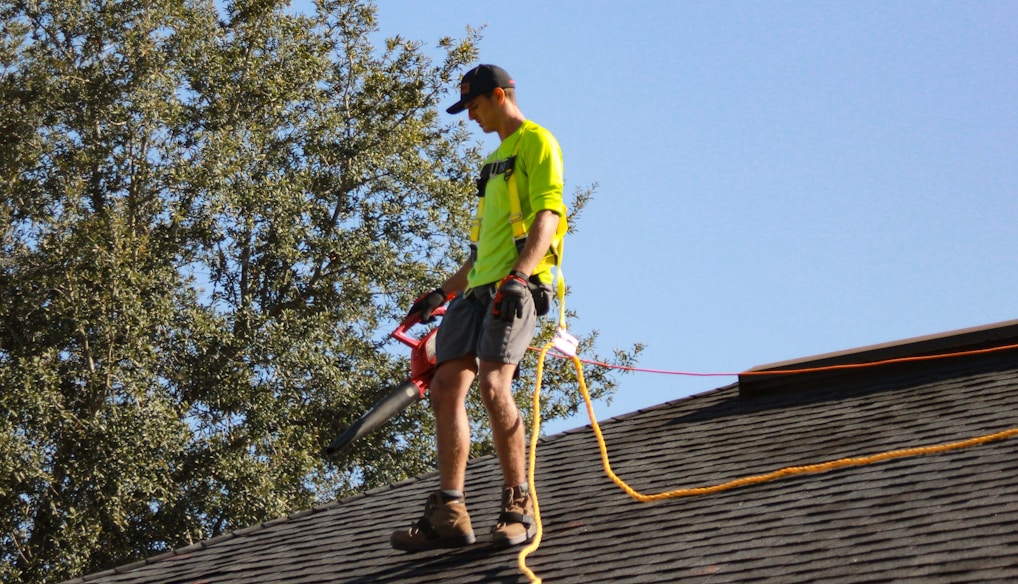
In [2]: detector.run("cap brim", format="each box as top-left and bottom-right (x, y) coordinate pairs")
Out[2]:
(446, 99), (467, 115)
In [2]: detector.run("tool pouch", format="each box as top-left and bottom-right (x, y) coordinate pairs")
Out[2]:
(528, 278), (554, 317)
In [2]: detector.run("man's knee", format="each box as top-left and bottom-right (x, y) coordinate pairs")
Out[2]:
(430, 357), (476, 410)
(478, 361), (517, 403)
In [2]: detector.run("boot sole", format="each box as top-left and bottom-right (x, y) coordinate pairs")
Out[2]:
(490, 525), (536, 549)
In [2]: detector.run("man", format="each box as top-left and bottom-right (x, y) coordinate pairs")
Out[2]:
(391, 64), (565, 552)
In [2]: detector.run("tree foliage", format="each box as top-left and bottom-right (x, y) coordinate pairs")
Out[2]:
(0, 1), (640, 581)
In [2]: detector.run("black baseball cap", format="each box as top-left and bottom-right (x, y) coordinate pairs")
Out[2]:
(446, 64), (515, 114)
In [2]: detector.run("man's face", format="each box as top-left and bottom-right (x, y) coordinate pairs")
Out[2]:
(466, 92), (498, 133)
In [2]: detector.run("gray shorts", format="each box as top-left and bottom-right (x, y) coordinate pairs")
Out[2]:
(435, 283), (537, 366)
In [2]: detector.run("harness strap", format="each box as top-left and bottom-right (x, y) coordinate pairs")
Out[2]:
(476, 157), (516, 194)
(505, 160), (528, 243)
(469, 131), (526, 248)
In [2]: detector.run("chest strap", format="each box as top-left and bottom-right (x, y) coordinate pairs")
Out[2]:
(470, 136), (526, 249)
(475, 157), (516, 197)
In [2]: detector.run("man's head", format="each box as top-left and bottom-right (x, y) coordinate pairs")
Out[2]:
(446, 64), (515, 115)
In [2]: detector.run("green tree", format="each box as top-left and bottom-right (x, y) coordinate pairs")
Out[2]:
(0, 1), (640, 581)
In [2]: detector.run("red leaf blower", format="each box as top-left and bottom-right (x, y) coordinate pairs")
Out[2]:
(325, 307), (444, 455)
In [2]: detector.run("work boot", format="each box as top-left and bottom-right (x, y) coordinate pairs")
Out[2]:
(490, 485), (536, 548)
(391, 491), (476, 552)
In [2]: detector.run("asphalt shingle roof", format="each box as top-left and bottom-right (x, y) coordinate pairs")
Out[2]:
(71, 323), (1018, 583)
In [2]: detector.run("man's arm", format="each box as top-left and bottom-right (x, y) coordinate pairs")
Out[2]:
(490, 209), (560, 322)
(440, 258), (473, 295)
(512, 209), (560, 277)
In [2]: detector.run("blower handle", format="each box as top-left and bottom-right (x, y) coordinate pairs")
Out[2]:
(392, 305), (446, 349)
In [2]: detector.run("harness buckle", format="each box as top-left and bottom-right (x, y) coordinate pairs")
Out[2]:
(476, 156), (517, 197)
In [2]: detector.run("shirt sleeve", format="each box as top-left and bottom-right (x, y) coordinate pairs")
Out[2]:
(520, 126), (566, 216)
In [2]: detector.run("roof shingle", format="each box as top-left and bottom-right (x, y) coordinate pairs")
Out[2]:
(70, 324), (1018, 583)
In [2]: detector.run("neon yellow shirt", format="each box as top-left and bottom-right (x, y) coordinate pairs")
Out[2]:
(467, 120), (566, 288)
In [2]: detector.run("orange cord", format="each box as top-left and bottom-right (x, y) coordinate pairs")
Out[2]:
(534, 341), (1018, 378)
(517, 339), (1018, 584)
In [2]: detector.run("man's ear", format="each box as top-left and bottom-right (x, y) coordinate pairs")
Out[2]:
(492, 87), (506, 104)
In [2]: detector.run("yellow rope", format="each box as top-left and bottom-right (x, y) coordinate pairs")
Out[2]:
(517, 339), (1018, 583)
(517, 342), (551, 583)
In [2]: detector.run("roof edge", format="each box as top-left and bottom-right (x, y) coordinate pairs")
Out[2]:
(739, 318), (1018, 396)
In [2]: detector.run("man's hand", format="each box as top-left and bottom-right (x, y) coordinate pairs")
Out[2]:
(492, 272), (529, 323)
(407, 288), (448, 323)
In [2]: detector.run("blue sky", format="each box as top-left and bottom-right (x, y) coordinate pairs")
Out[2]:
(287, 1), (1018, 435)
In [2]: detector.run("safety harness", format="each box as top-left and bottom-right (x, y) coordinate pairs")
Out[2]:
(469, 126), (568, 323)
(470, 154), (525, 254)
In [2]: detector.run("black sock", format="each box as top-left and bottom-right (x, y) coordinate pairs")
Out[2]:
(439, 489), (464, 502)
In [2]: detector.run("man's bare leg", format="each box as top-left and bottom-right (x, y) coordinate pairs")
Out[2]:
(477, 359), (526, 488)
(430, 356), (477, 493)
(478, 358), (535, 547)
